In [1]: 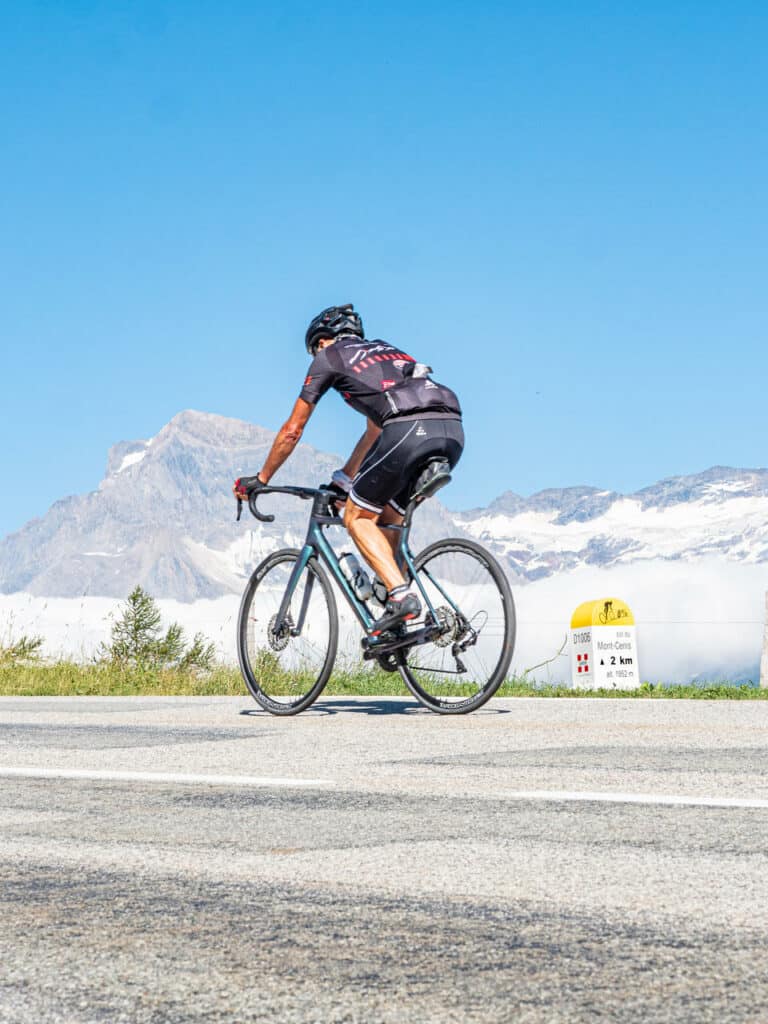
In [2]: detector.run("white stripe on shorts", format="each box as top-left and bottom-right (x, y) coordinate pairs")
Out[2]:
(353, 422), (418, 485)
(349, 489), (383, 514)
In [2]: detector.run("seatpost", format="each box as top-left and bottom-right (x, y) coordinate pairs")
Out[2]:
(402, 496), (419, 533)
(396, 499), (420, 569)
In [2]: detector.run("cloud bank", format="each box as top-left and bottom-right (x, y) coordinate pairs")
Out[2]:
(2, 557), (764, 684)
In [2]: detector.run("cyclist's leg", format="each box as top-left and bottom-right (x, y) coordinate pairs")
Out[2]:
(344, 501), (405, 592)
(378, 503), (404, 561)
(348, 417), (464, 632)
(345, 419), (417, 590)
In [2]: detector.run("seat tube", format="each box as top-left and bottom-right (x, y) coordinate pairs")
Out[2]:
(398, 518), (439, 618)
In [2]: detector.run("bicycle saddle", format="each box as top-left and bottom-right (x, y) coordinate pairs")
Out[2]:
(411, 458), (452, 502)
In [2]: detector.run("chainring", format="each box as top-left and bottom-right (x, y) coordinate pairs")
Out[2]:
(375, 651), (402, 673)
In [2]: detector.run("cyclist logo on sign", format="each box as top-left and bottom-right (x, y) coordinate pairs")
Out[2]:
(598, 601), (629, 625)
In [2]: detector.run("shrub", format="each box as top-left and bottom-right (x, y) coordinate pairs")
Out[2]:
(0, 633), (44, 666)
(100, 586), (215, 672)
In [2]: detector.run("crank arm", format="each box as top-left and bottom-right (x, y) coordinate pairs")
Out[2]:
(361, 624), (440, 659)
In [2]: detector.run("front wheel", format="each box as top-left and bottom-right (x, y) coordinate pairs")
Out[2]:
(237, 548), (338, 715)
(398, 538), (515, 714)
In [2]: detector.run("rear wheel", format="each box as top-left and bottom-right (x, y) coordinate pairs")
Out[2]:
(397, 538), (515, 714)
(237, 549), (338, 715)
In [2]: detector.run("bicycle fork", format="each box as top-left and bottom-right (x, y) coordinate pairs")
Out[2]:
(271, 546), (314, 638)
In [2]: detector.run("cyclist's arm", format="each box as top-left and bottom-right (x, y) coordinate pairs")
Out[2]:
(258, 398), (314, 483)
(341, 418), (381, 478)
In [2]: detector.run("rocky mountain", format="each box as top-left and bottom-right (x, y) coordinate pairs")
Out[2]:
(1, 410), (766, 602)
(458, 467), (768, 582)
(0, 410), (464, 601)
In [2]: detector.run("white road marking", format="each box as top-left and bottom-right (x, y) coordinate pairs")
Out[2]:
(501, 790), (768, 809)
(0, 767), (333, 788)
(3, 770), (765, 808)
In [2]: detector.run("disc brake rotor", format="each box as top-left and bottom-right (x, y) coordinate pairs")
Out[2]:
(267, 613), (292, 652)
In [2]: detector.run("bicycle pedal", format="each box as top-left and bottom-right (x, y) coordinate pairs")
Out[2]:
(363, 623), (406, 650)
(362, 628), (398, 650)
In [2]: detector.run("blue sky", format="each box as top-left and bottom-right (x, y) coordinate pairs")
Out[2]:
(1, 1), (766, 537)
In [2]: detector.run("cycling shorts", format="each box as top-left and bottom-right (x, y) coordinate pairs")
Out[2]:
(349, 415), (464, 516)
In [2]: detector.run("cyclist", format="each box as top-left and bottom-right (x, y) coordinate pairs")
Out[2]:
(234, 304), (463, 634)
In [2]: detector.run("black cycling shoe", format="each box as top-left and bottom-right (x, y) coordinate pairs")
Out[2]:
(371, 592), (421, 637)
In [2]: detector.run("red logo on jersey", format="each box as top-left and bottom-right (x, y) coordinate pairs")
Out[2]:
(304, 375), (312, 386)
(381, 379), (396, 389)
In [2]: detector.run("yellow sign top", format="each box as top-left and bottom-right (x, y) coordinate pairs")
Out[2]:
(570, 598), (635, 629)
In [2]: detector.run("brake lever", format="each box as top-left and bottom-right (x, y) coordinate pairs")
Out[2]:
(236, 497), (243, 522)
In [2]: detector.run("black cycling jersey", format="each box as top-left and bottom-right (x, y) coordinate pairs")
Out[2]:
(299, 335), (461, 427)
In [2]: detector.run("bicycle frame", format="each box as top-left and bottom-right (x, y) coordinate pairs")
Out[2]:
(238, 481), (516, 715)
(266, 489), (451, 639)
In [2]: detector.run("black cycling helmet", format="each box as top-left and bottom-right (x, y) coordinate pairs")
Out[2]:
(305, 303), (364, 356)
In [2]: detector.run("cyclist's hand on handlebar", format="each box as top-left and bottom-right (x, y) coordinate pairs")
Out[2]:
(323, 481), (348, 504)
(327, 468), (352, 503)
(322, 469), (351, 509)
(234, 474), (269, 521)
(233, 474), (267, 501)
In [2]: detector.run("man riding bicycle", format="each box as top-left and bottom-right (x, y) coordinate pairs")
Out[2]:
(234, 303), (464, 635)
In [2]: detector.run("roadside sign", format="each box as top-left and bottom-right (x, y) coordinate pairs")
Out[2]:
(570, 598), (640, 689)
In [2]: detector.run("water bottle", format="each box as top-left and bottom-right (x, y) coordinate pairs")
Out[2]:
(338, 552), (373, 601)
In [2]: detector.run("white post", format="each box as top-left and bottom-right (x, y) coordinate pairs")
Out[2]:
(761, 592), (768, 689)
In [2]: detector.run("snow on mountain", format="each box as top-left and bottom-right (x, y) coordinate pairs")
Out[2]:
(116, 449), (147, 473)
(457, 467), (768, 582)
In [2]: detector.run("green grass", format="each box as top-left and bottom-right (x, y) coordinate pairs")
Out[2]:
(496, 680), (768, 700)
(0, 662), (246, 697)
(0, 661), (766, 699)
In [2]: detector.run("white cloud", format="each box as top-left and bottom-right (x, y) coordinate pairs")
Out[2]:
(2, 557), (765, 684)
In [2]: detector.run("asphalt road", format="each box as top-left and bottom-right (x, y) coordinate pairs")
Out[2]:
(2, 695), (768, 1023)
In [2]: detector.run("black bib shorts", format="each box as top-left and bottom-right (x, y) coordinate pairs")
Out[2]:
(349, 415), (465, 516)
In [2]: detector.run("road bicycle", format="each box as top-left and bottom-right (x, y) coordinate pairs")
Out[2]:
(236, 458), (516, 715)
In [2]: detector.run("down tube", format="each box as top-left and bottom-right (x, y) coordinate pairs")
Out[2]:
(310, 525), (375, 632)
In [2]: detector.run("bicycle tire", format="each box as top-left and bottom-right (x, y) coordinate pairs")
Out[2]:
(397, 538), (515, 714)
(237, 548), (338, 716)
